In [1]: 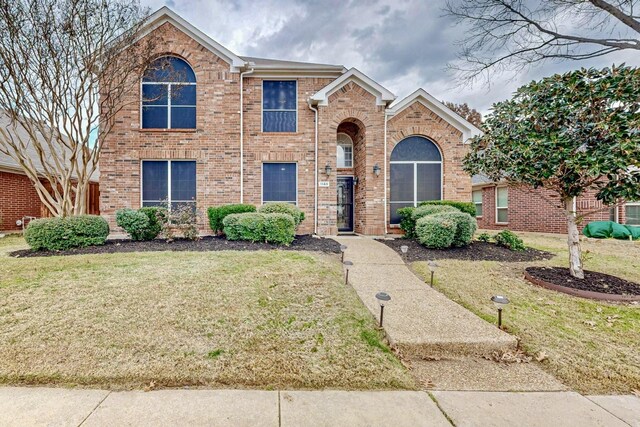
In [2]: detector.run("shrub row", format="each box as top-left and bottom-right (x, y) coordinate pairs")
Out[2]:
(116, 207), (166, 241)
(258, 202), (305, 227)
(25, 215), (109, 251)
(207, 204), (256, 234)
(415, 211), (477, 248)
(398, 204), (459, 237)
(418, 200), (476, 217)
(223, 212), (295, 245)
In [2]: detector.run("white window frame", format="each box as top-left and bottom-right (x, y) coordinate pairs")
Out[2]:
(337, 132), (353, 168)
(495, 186), (508, 224)
(140, 160), (197, 210)
(140, 56), (197, 130)
(626, 202), (640, 225)
(261, 162), (298, 205)
(473, 189), (483, 218)
(261, 80), (298, 133)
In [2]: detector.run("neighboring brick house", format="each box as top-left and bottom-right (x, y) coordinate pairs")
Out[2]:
(472, 175), (639, 234)
(100, 7), (481, 236)
(0, 114), (100, 232)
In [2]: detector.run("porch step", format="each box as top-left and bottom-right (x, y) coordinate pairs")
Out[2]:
(334, 237), (518, 359)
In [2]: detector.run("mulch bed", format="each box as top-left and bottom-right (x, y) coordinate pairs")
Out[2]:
(525, 266), (640, 301)
(10, 235), (341, 258)
(377, 238), (554, 262)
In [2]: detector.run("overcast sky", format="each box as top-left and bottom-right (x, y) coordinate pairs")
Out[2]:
(144, 0), (639, 114)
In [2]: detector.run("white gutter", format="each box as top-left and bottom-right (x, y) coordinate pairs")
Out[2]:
(383, 110), (392, 235)
(239, 64), (255, 203)
(308, 99), (319, 235)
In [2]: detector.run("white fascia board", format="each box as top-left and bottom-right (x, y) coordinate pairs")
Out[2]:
(387, 88), (483, 142)
(138, 7), (246, 71)
(310, 68), (396, 106)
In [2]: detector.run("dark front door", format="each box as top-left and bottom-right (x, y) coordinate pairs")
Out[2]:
(337, 177), (354, 232)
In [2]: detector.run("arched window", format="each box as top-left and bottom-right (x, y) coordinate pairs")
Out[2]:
(390, 136), (442, 224)
(336, 133), (353, 168)
(142, 56), (196, 129)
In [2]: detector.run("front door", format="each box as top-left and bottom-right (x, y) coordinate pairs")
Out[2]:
(337, 177), (354, 232)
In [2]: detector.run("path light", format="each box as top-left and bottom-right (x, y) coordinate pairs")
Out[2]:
(343, 260), (353, 285)
(400, 245), (408, 255)
(375, 292), (391, 327)
(373, 163), (381, 177)
(491, 295), (510, 329)
(427, 260), (439, 287)
(325, 162), (332, 177)
(340, 245), (348, 262)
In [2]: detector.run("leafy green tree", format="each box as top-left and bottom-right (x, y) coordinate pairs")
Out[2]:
(464, 66), (640, 278)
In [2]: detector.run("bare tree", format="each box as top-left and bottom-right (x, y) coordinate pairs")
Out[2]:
(443, 101), (483, 128)
(445, 0), (640, 82)
(0, 0), (157, 217)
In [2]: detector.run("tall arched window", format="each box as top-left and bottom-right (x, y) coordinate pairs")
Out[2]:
(336, 133), (353, 168)
(390, 136), (442, 224)
(142, 56), (196, 129)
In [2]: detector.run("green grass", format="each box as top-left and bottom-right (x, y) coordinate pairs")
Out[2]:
(412, 231), (640, 394)
(0, 235), (414, 390)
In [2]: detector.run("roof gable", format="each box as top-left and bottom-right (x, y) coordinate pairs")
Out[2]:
(311, 68), (396, 106)
(388, 89), (482, 141)
(138, 7), (245, 71)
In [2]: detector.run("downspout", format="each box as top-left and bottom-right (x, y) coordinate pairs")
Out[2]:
(239, 64), (255, 203)
(383, 109), (391, 235)
(308, 99), (319, 235)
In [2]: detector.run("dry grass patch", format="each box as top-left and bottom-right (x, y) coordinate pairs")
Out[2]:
(0, 235), (414, 390)
(413, 232), (640, 394)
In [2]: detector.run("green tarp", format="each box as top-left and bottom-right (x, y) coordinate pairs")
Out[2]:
(582, 221), (640, 240)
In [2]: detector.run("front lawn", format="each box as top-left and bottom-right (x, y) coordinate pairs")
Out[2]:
(412, 232), (640, 394)
(0, 235), (414, 390)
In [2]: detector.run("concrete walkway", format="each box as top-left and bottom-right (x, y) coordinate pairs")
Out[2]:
(334, 236), (517, 358)
(1, 387), (638, 426)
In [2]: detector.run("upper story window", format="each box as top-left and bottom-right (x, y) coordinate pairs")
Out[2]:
(142, 56), (196, 129)
(262, 80), (297, 132)
(337, 133), (353, 168)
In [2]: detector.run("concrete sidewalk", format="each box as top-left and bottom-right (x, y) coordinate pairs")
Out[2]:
(1, 387), (638, 426)
(334, 236), (517, 358)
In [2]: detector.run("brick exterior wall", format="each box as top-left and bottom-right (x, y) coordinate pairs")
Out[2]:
(0, 170), (42, 231)
(475, 184), (629, 234)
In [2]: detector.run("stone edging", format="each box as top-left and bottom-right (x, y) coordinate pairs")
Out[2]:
(523, 271), (640, 302)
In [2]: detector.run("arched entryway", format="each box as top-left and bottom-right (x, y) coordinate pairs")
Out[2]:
(336, 119), (365, 233)
(390, 135), (442, 224)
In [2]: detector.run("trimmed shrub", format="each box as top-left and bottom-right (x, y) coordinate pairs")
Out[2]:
(436, 211), (477, 247)
(412, 204), (457, 222)
(258, 203), (305, 228)
(494, 230), (526, 251)
(116, 207), (166, 241)
(415, 214), (457, 249)
(477, 232), (491, 242)
(207, 204), (256, 234)
(263, 213), (296, 245)
(397, 207), (417, 238)
(418, 200), (477, 217)
(24, 215), (109, 251)
(223, 212), (296, 245)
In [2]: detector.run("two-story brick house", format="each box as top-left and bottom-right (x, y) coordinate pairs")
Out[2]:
(100, 7), (481, 236)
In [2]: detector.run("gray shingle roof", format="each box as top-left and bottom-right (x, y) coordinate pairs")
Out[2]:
(240, 55), (345, 71)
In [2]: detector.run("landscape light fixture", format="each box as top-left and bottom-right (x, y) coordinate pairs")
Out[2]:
(427, 260), (439, 287)
(343, 260), (353, 285)
(400, 245), (408, 255)
(375, 292), (391, 327)
(491, 295), (510, 329)
(373, 163), (381, 177)
(325, 162), (332, 177)
(340, 244), (348, 262)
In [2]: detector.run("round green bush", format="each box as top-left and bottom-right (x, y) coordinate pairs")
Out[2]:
(415, 215), (457, 249)
(418, 200), (477, 217)
(116, 207), (166, 241)
(258, 203), (305, 227)
(207, 204), (256, 234)
(494, 230), (526, 251)
(411, 204), (457, 222)
(223, 212), (296, 245)
(263, 213), (295, 245)
(436, 211), (477, 247)
(24, 215), (109, 251)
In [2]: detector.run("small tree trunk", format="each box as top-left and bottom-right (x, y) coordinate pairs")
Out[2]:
(565, 198), (584, 279)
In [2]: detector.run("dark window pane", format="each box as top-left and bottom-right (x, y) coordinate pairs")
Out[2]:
(142, 106), (168, 129)
(142, 84), (168, 106)
(263, 111), (296, 132)
(263, 163), (296, 203)
(142, 161), (168, 201)
(171, 107), (196, 129)
(390, 136), (442, 162)
(143, 57), (196, 83)
(390, 163), (414, 202)
(171, 201), (197, 215)
(171, 84), (196, 105)
(416, 163), (441, 201)
(263, 81), (296, 110)
(390, 202), (414, 224)
(171, 161), (196, 201)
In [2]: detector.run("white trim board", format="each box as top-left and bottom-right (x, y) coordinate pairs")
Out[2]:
(310, 68), (396, 106)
